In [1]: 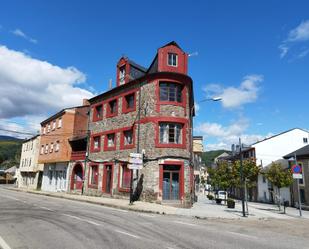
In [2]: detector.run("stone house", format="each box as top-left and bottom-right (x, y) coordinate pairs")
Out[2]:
(84, 41), (194, 207)
(38, 103), (89, 192)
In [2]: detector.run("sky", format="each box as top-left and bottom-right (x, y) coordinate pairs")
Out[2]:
(0, 0), (308, 150)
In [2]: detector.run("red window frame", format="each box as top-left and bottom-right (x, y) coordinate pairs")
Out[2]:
(118, 163), (131, 192)
(106, 98), (118, 118)
(88, 164), (99, 188)
(104, 133), (116, 151)
(92, 103), (103, 122)
(91, 135), (101, 152)
(122, 91), (137, 114)
(155, 118), (187, 149)
(120, 126), (135, 150)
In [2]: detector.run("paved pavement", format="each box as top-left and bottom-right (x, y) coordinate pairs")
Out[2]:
(7, 186), (309, 220)
(1, 187), (309, 249)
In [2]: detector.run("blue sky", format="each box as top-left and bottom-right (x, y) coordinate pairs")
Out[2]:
(0, 0), (308, 150)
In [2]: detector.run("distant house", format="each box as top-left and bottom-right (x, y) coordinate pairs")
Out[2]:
(193, 136), (204, 192)
(252, 128), (309, 203)
(284, 145), (309, 209)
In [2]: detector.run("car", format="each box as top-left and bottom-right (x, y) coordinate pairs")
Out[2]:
(217, 191), (227, 200)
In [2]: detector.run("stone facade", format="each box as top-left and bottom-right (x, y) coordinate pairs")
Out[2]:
(85, 42), (194, 207)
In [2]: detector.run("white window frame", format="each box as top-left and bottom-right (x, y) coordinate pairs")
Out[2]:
(50, 143), (54, 153)
(167, 53), (178, 67)
(47, 124), (51, 133)
(41, 145), (44, 155)
(107, 134), (115, 147)
(124, 130), (133, 145)
(45, 144), (49, 154)
(55, 141), (60, 152)
(58, 118), (62, 128)
(93, 136), (100, 150)
(159, 123), (182, 144)
(52, 120), (56, 130)
(119, 66), (126, 85)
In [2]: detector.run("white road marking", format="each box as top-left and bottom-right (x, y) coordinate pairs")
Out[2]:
(227, 231), (258, 240)
(173, 221), (198, 227)
(138, 213), (156, 218)
(0, 236), (12, 249)
(0, 195), (21, 201)
(39, 206), (53, 211)
(114, 230), (140, 239)
(62, 214), (101, 226)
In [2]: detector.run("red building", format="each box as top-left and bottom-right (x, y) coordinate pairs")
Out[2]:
(84, 41), (194, 207)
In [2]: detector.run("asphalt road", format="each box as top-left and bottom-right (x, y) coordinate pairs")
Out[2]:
(0, 187), (309, 249)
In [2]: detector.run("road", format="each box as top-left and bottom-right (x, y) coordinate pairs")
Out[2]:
(0, 187), (308, 249)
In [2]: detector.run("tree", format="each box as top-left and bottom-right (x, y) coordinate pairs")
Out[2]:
(208, 160), (233, 191)
(265, 162), (293, 211)
(232, 159), (261, 188)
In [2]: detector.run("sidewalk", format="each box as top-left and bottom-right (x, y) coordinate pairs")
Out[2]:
(7, 187), (309, 220)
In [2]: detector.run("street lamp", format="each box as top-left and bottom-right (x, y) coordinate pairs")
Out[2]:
(198, 97), (222, 103)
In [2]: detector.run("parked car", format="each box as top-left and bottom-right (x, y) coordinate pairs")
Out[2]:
(216, 191), (227, 200)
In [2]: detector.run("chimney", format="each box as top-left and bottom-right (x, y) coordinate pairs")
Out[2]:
(109, 79), (112, 89)
(82, 99), (90, 106)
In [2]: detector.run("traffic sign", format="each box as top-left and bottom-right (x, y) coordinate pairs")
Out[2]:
(128, 164), (143, 170)
(292, 164), (302, 174)
(293, 173), (303, 179)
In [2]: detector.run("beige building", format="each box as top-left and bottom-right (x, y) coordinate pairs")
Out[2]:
(18, 135), (43, 189)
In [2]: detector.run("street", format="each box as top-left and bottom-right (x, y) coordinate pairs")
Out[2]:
(0, 187), (308, 249)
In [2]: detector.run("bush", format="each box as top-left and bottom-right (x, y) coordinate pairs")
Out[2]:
(227, 198), (235, 208)
(207, 194), (214, 200)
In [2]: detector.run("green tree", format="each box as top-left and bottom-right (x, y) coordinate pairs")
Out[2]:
(232, 159), (261, 188)
(208, 160), (232, 191)
(265, 162), (293, 211)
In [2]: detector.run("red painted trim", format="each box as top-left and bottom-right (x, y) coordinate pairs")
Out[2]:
(88, 163), (99, 189)
(116, 58), (131, 86)
(70, 162), (84, 190)
(102, 162), (114, 194)
(103, 133), (116, 151)
(122, 89), (137, 114)
(92, 102), (103, 122)
(106, 97), (118, 118)
(153, 117), (187, 149)
(120, 126), (135, 150)
(90, 134), (101, 152)
(158, 161), (184, 200)
(117, 163), (131, 192)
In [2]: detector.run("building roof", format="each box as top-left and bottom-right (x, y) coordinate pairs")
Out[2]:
(283, 144), (309, 159)
(41, 105), (89, 125)
(251, 128), (309, 146)
(22, 134), (40, 143)
(128, 59), (147, 72)
(160, 41), (182, 50)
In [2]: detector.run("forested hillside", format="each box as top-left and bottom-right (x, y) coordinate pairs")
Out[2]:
(0, 137), (22, 170)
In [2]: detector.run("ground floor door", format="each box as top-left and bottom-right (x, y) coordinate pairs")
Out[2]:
(103, 165), (112, 194)
(37, 171), (43, 190)
(162, 165), (180, 200)
(71, 164), (83, 190)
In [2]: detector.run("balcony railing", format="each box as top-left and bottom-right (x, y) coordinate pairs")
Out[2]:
(71, 151), (86, 161)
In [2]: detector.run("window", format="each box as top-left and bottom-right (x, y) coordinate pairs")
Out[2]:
(58, 118), (62, 128)
(262, 176), (266, 183)
(93, 136), (101, 151)
(29, 158), (31, 167)
(49, 170), (53, 185)
(45, 144), (49, 154)
(55, 141), (60, 152)
(125, 93), (135, 109)
(47, 124), (51, 133)
(124, 129), (133, 145)
(107, 99), (118, 117)
(168, 53), (178, 66)
(43, 127), (46, 135)
(303, 138), (308, 144)
(31, 141), (33, 150)
(107, 133), (115, 147)
(119, 66), (126, 85)
(159, 123), (182, 144)
(89, 165), (98, 187)
(52, 120), (56, 130)
(159, 82), (182, 102)
(50, 143), (54, 153)
(119, 164), (131, 190)
(41, 145), (44, 155)
(93, 104), (103, 121)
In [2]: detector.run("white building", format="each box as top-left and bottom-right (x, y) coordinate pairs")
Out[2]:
(252, 128), (309, 203)
(18, 135), (44, 189)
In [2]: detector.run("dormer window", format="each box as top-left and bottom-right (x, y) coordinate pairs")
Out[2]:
(119, 66), (126, 85)
(168, 53), (178, 67)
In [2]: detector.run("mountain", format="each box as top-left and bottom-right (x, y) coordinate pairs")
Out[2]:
(0, 135), (22, 141)
(0, 138), (22, 170)
(202, 150), (230, 167)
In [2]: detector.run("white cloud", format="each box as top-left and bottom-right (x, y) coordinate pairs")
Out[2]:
(0, 45), (94, 119)
(203, 75), (262, 109)
(11, 29), (38, 44)
(279, 20), (309, 58)
(195, 118), (272, 151)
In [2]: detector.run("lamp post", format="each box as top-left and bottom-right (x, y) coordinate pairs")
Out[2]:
(190, 96), (222, 204)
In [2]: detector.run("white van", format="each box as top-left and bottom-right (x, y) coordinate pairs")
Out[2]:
(217, 191), (227, 200)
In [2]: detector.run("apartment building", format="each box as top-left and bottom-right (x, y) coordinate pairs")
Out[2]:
(85, 41), (194, 207)
(38, 103), (89, 192)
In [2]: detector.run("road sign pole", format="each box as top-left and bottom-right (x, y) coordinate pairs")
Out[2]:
(294, 153), (302, 217)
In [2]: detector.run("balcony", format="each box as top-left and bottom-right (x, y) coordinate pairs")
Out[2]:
(71, 151), (86, 161)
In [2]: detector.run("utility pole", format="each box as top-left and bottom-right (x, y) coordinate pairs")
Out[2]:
(239, 138), (246, 217)
(82, 110), (90, 195)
